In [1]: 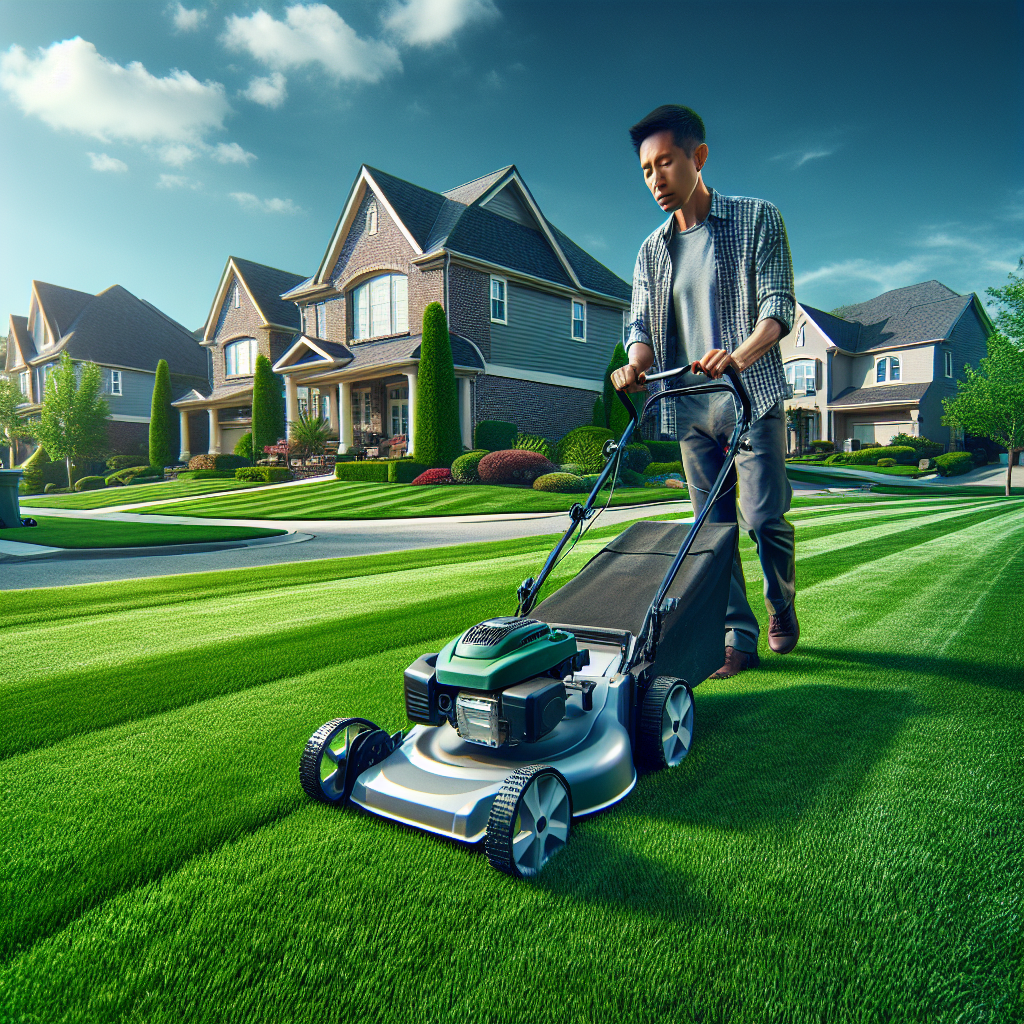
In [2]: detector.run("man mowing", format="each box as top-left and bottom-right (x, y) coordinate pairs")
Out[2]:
(612, 104), (798, 678)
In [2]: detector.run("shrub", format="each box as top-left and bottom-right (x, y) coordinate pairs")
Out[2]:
(533, 472), (587, 493)
(591, 396), (606, 428)
(177, 470), (239, 480)
(188, 453), (248, 471)
(474, 420), (517, 452)
(44, 482), (60, 493)
(558, 463), (582, 476)
(415, 302), (463, 468)
(334, 460), (429, 483)
(809, 440), (835, 452)
(512, 433), (555, 462)
(888, 433), (944, 457)
(478, 449), (556, 484)
(451, 450), (489, 484)
(824, 453), (847, 465)
(617, 467), (647, 487)
(149, 359), (176, 468)
(234, 431), (254, 462)
(74, 475), (105, 491)
(411, 468), (454, 485)
(18, 445), (65, 494)
(579, 474), (610, 491)
(644, 440), (682, 462)
(861, 441), (882, 448)
(289, 412), (333, 460)
(106, 465), (155, 485)
(935, 451), (975, 476)
(235, 467), (291, 483)
(622, 443), (652, 474)
(126, 468), (163, 484)
(391, 460), (430, 483)
(558, 425), (615, 474)
(252, 354), (285, 460)
(876, 458), (897, 468)
(106, 454), (140, 472)
(644, 461), (684, 476)
(844, 446), (917, 466)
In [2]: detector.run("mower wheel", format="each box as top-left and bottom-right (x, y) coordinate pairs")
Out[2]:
(299, 717), (380, 805)
(638, 676), (693, 770)
(485, 765), (572, 879)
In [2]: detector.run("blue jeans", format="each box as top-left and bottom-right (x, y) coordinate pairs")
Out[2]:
(676, 395), (795, 653)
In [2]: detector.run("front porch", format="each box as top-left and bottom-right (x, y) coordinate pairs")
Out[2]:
(172, 383), (253, 461)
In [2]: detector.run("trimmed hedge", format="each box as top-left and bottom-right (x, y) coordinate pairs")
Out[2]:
(512, 433), (555, 462)
(809, 440), (835, 452)
(411, 468), (454, 485)
(451, 450), (489, 484)
(888, 433), (945, 458)
(617, 467), (647, 487)
(105, 465), (157, 485)
(844, 445), (917, 466)
(558, 425), (615, 474)
(106, 455), (141, 472)
(644, 461), (684, 477)
(876, 458), (897, 468)
(622, 443), (652, 474)
(73, 475), (106, 492)
(474, 420), (518, 452)
(643, 440), (682, 462)
(334, 460), (429, 483)
(188, 453), (249, 471)
(533, 472), (587, 493)
(935, 451), (975, 477)
(177, 470), (241, 481)
(235, 467), (291, 483)
(478, 449), (556, 485)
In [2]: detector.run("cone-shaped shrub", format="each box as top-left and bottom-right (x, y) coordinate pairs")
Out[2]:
(149, 359), (175, 468)
(592, 395), (606, 427)
(603, 341), (642, 437)
(252, 354), (284, 460)
(415, 302), (462, 467)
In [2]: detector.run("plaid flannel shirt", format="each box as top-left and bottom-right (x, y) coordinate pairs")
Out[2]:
(625, 187), (795, 421)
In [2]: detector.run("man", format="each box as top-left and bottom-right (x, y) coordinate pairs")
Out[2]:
(611, 104), (798, 678)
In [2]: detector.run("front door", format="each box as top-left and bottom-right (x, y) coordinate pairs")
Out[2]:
(389, 386), (409, 437)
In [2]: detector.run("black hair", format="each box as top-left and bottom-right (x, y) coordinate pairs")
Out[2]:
(629, 105), (706, 157)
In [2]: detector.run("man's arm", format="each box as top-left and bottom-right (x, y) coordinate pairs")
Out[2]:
(611, 341), (654, 392)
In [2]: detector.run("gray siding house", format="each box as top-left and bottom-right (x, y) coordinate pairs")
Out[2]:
(778, 280), (993, 451)
(272, 163), (632, 456)
(6, 280), (210, 463)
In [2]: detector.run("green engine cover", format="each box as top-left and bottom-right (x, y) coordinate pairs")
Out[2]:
(435, 617), (577, 691)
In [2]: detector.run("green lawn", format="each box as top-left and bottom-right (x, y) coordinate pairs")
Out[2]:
(20, 476), (265, 510)
(0, 515), (285, 549)
(1, 493), (1020, 1023)
(129, 478), (688, 519)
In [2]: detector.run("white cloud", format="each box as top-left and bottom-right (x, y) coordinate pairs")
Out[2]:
(385, 0), (498, 46)
(213, 141), (256, 164)
(87, 151), (127, 172)
(159, 143), (199, 166)
(771, 146), (837, 169)
(0, 37), (230, 148)
(170, 3), (207, 33)
(242, 71), (287, 108)
(230, 191), (302, 214)
(796, 257), (933, 294)
(157, 173), (202, 189)
(223, 4), (401, 83)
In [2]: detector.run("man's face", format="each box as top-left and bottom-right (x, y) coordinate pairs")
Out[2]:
(638, 130), (707, 213)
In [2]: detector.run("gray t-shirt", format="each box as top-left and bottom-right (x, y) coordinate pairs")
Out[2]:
(669, 217), (719, 370)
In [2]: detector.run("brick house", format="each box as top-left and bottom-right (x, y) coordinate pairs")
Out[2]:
(172, 256), (306, 460)
(6, 280), (209, 464)
(778, 280), (993, 451)
(272, 164), (632, 456)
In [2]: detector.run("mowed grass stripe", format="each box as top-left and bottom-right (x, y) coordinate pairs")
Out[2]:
(20, 477), (263, 510)
(1, 510), (1019, 1021)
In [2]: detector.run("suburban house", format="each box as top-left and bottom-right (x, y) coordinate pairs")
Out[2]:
(778, 280), (993, 451)
(6, 280), (210, 464)
(270, 163), (632, 456)
(173, 256), (306, 461)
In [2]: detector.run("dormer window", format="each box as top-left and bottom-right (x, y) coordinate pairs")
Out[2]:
(366, 201), (378, 235)
(796, 324), (806, 347)
(351, 273), (407, 340)
(225, 337), (257, 376)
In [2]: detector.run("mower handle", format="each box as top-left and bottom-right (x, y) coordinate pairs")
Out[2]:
(615, 363), (752, 431)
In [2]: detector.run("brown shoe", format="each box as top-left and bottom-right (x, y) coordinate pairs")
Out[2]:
(709, 646), (760, 679)
(768, 602), (800, 654)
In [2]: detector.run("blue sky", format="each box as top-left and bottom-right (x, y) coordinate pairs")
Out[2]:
(1, 0), (1021, 334)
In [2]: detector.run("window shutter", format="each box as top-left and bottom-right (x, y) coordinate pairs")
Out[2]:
(815, 359), (823, 392)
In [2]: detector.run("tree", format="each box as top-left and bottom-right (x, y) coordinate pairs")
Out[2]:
(591, 395), (606, 428)
(0, 375), (32, 469)
(414, 302), (462, 467)
(32, 353), (110, 487)
(149, 358), (176, 468)
(942, 332), (1024, 496)
(252, 354), (284, 461)
(985, 255), (1024, 345)
(288, 411), (331, 460)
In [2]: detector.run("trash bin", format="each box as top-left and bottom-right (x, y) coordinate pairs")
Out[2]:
(843, 439), (862, 453)
(0, 469), (25, 528)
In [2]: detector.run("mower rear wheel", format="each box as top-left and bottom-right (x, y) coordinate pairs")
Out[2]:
(485, 765), (572, 879)
(639, 676), (693, 770)
(299, 717), (380, 805)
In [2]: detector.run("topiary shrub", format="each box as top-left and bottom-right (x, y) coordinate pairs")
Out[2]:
(451, 450), (489, 484)
(644, 461), (684, 476)
(126, 468), (164, 484)
(333, 459), (429, 484)
(73, 475), (105, 491)
(411, 468), (454, 485)
(234, 431), (254, 462)
(644, 440), (682, 462)
(935, 451), (975, 477)
(478, 449), (556, 485)
(415, 302), (463, 468)
(558, 425), (615, 474)
(235, 466), (291, 483)
(533, 472), (587, 493)
(149, 359), (176, 468)
(591, 396), (606, 428)
(876, 458), (897, 468)
(512, 433), (555, 462)
(44, 482), (60, 493)
(622, 443), (652, 474)
(810, 440), (835, 453)
(188, 453), (248, 471)
(252, 354), (285, 461)
(18, 445), (65, 494)
(474, 420), (518, 452)
(616, 467), (647, 487)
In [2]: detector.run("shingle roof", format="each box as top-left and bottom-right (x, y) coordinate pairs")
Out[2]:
(364, 166), (447, 250)
(34, 281), (93, 340)
(231, 257), (305, 329)
(341, 332), (484, 372)
(6, 315), (33, 369)
(172, 381), (254, 407)
(547, 223), (632, 302)
(280, 275), (316, 301)
(441, 166), (513, 206)
(830, 382), (931, 407)
(810, 281), (973, 353)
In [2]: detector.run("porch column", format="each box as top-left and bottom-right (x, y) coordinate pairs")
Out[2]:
(285, 374), (299, 432)
(208, 407), (222, 454)
(178, 410), (191, 462)
(459, 376), (473, 449)
(326, 387), (339, 433)
(405, 368), (418, 458)
(909, 410), (921, 436)
(339, 382), (353, 453)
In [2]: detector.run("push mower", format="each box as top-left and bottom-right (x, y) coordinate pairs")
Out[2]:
(300, 365), (752, 878)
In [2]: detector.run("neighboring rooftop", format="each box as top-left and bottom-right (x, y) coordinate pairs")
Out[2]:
(230, 257), (306, 330)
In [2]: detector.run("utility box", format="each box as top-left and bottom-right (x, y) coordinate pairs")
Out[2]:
(843, 439), (862, 452)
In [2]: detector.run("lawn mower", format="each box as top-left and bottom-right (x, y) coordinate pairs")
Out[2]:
(300, 365), (752, 878)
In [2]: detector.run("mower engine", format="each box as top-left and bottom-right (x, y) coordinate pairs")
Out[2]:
(403, 617), (590, 748)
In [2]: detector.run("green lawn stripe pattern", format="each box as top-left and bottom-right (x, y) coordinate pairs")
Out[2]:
(0, 515), (284, 548)
(19, 477), (263, 510)
(0, 495), (1020, 1023)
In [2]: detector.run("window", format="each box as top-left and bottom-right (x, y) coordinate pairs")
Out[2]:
(297, 386), (309, 419)
(232, 283), (241, 309)
(572, 300), (586, 341)
(321, 394), (330, 424)
(876, 355), (901, 383)
(366, 202), (378, 235)
(110, 370), (122, 396)
(351, 274), (408, 340)
(889, 355), (900, 381)
(389, 386), (409, 437)
(19, 371), (29, 397)
(876, 358), (887, 383)
(944, 350), (953, 378)
(490, 276), (507, 323)
(315, 302), (326, 339)
(796, 324), (805, 348)
(224, 337), (257, 376)
(784, 359), (816, 396)
(352, 387), (372, 431)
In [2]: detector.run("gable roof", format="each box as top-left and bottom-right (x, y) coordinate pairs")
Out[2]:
(231, 257), (306, 330)
(442, 166), (513, 206)
(33, 281), (94, 342)
(6, 315), (33, 370)
(802, 281), (981, 353)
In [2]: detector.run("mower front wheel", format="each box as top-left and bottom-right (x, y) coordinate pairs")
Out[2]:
(299, 717), (381, 805)
(638, 676), (693, 770)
